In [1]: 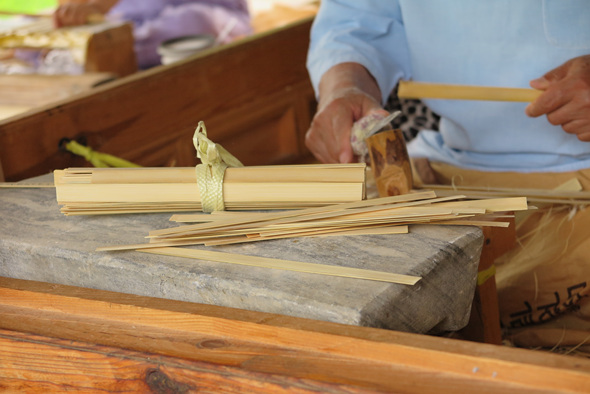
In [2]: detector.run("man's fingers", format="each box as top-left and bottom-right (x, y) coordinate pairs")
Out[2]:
(562, 119), (590, 138)
(529, 77), (550, 90)
(331, 108), (354, 163)
(526, 86), (568, 117)
(542, 61), (571, 83)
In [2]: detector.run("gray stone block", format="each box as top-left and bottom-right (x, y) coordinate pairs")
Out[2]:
(0, 173), (483, 334)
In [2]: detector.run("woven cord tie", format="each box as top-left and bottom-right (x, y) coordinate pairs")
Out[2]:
(193, 121), (243, 212)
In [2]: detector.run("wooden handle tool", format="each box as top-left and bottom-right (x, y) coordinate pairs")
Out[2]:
(366, 129), (413, 197)
(398, 81), (542, 102)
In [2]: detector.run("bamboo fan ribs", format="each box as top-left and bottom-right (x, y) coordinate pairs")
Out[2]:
(97, 192), (530, 251)
(54, 164), (367, 215)
(418, 182), (590, 206)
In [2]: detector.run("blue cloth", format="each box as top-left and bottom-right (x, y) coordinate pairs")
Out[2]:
(307, 0), (590, 172)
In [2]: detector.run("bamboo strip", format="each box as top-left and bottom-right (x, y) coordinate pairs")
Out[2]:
(433, 220), (511, 228)
(154, 204), (465, 242)
(422, 184), (590, 198)
(422, 185), (590, 205)
(0, 183), (54, 188)
(55, 182), (363, 203)
(201, 218), (482, 247)
(149, 196), (523, 246)
(75, 164), (367, 184)
(148, 191), (438, 238)
(98, 222), (411, 251)
(171, 212), (261, 223)
(554, 178), (582, 191)
(140, 247), (421, 285)
(312, 225), (409, 237)
(148, 201), (464, 242)
(397, 81), (542, 102)
(204, 225), (411, 246)
(433, 197), (528, 212)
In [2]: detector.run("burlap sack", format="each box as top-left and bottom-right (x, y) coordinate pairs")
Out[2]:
(414, 160), (590, 352)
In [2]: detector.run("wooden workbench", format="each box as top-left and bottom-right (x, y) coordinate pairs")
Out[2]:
(1, 276), (589, 392)
(1, 173), (482, 336)
(0, 18), (316, 182)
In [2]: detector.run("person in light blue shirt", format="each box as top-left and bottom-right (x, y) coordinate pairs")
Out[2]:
(306, 0), (590, 349)
(305, 0), (590, 173)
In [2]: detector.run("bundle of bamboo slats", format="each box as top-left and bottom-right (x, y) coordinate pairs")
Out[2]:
(54, 164), (368, 215)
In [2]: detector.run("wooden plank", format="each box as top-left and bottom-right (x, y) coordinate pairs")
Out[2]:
(459, 216), (517, 344)
(0, 74), (115, 107)
(0, 329), (357, 393)
(0, 18), (316, 181)
(0, 277), (588, 393)
(85, 22), (137, 77)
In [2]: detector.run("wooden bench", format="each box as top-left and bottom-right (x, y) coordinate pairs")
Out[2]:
(1, 276), (588, 392)
(0, 18), (316, 182)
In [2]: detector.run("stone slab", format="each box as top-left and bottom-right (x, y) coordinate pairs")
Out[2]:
(0, 174), (483, 334)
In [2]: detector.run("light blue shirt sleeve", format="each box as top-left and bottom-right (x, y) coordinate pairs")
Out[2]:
(306, 0), (412, 104)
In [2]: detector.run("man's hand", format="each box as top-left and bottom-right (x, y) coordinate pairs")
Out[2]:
(53, 1), (118, 28)
(526, 55), (590, 141)
(305, 63), (388, 163)
(54, 4), (101, 27)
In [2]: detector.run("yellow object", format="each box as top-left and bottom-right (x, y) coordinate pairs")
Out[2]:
(398, 81), (542, 102)
(64, 139), (140, 168)
(193, 121), (243, 213)
(477, 264), (496, 286)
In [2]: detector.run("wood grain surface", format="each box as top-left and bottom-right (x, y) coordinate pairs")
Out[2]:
(0, 18), (316, 181)
(1, 276), (588, 393)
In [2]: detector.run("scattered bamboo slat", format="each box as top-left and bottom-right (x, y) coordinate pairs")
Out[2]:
(54, 164), (367, 215)
(171, 212), (261, 223)
(97, 193), (529, 251)
(147, 191), (439, 238)
(96, 193), (527, 285)
(312, 225), (409, 237)
(420, 184), (590, 205)
(430, 220), (511, 228)
(397, 81), (542, 102)
(0, 183), (55, 188)
(553, 178), (583, 192)
(433, 197), (528, 212)
(140, 247), (421, 285)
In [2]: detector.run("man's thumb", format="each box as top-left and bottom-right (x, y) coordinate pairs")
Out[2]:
(531, 61), (570, 89)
